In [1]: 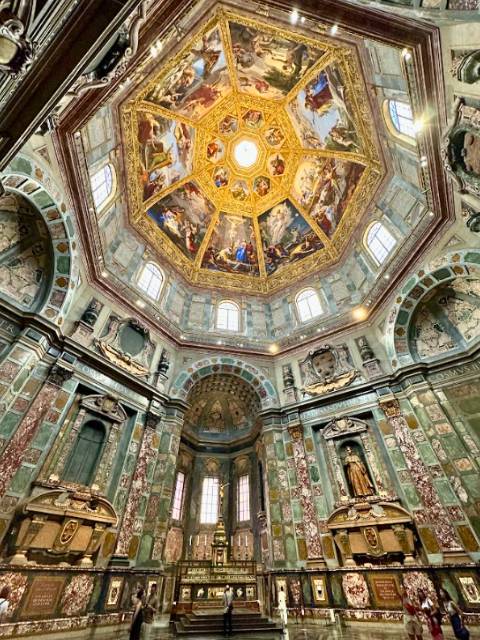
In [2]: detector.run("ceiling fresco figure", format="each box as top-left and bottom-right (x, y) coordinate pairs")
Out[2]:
(229, 20), (324, 99)
(144, 26), (230, 120)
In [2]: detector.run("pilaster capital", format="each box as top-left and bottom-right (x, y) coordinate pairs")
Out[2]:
(47, 364), (74, 388)
(379, 397), (401, 418)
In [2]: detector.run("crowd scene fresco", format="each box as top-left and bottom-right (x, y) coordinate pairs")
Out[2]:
(147, 182), (215, 259)
(137, 110), (194, 201)
(229, 21), (324, 100)
(144, 27), (230, 121)
(259, 199), (324, 274)
(202, 214), (260, 275)
(288, 63), (361, 152)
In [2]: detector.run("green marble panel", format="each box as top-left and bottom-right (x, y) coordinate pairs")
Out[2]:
(138, 495), (147, 517)
(389, 449), (407, 470)
(417, 442), (438, 466)
(32, 420), (56, 448)
(292, 500), (302, 521)
(270, 502), (282, 523)
(288, 469), (297, 486)
(441, 435), (466, 458)
(285, 534), (297, 562)
(403, 483), (422, 509)
(9, 464), (33, 493)
(12, 369), (29, 393)
(268, 469), (278, 487)
(315, 497), (328, 519)
(310, 465), (320, 482)
(0, 412), (20, 437)
(137, 534), (153, 564)
(433, 479), (458, 505)
(414, 406), (430, 428)
(160, 432), (170, 453)
(462, 474), (480, 498)
(275, 441), (285, 461)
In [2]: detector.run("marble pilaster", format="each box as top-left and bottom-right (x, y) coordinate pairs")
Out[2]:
(0, 364), (73, 500)
(288, 423), (323, 561)
(379, 398), (462, 556)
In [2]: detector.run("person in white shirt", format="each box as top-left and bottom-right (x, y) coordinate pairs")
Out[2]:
(0, 587), (10, 621)
(278, 586), (288, 630)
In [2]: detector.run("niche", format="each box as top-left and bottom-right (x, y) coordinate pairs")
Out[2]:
(338, 440), (375, 499)
(63, 419), (106, 486)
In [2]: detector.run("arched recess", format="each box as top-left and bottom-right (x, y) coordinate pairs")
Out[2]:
(1, 153), (78, 325)
(171, 356), (279, 409)
(385, 250), (480, 368)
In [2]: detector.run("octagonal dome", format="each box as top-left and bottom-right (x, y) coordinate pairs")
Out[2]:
(121, 11), (385, 294)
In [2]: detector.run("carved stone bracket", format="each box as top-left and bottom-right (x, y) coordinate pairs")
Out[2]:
(0, 4), (35, 76)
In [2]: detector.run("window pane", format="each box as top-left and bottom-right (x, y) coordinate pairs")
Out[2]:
(172, 471), (185, 520)
(389, 101), (415, 138)
(237, 475), (250, 521)
(138, 263), (163, 300)
(90, 164), (114, 209)
(217, 302), (239, 331)
(200, 477), (219, 524)
(366, 223), (396, 265)
(297, 289), (322, 322)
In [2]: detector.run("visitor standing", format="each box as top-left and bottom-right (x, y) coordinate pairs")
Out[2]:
(223, 584), (234, 636)
(418, 589), (444, 640)
(129, 587), (145, 640)
(0, 587), (10, 622)
(278, 585), (288, 630)
(439, 589), (470, 640)
(142, 583), (158, 639)
(400, 586), (423, 640)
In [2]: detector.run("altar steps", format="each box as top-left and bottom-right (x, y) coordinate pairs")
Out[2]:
(175, 609), (283, 636)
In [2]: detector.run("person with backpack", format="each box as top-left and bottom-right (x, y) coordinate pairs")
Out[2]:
(129, 587), (145, 640)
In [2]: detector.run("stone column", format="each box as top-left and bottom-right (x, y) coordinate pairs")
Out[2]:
(379, 397), (465, 562)
(287, 423), (324, 565)
(0, 364), (73, 500)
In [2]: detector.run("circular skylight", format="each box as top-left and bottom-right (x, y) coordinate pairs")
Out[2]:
(233, 138), (258, 168)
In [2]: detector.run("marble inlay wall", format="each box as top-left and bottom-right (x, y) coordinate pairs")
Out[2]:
(0, 365), (73, 501)
(379, 398), (462, 556)
(287, 424), (323, 560)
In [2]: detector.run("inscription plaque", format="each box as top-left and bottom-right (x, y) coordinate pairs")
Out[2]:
(370, 575), (401, 608)
(21, 576), (65, 617)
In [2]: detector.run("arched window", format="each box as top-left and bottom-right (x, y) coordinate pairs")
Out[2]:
(90, 163), (115, 211)
(171, 471), (186, 521)
(365, 222), (397, 265)
(296, 288), (323, 322)
(137, 262), (163, 300)
(237, 474), (250, 522)
(384, 99), (416, 144)
(200, 477), (219, 524)
(63, 420), (106, 486)
(216, 301), (240, 332)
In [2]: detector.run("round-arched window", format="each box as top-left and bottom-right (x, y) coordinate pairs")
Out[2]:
(216, 301), (240, 332)
(296, 288), (323, 322)
(365, 222), (397, 265)
(137, 262), (164, 300)
(90, 163), (115, 211)
(383, 99), (416, 145)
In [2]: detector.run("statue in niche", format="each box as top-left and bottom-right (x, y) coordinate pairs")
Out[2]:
(343, 446), (375, 498)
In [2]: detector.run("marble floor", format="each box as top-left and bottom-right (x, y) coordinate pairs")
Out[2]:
(90, 622), (468, 640)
